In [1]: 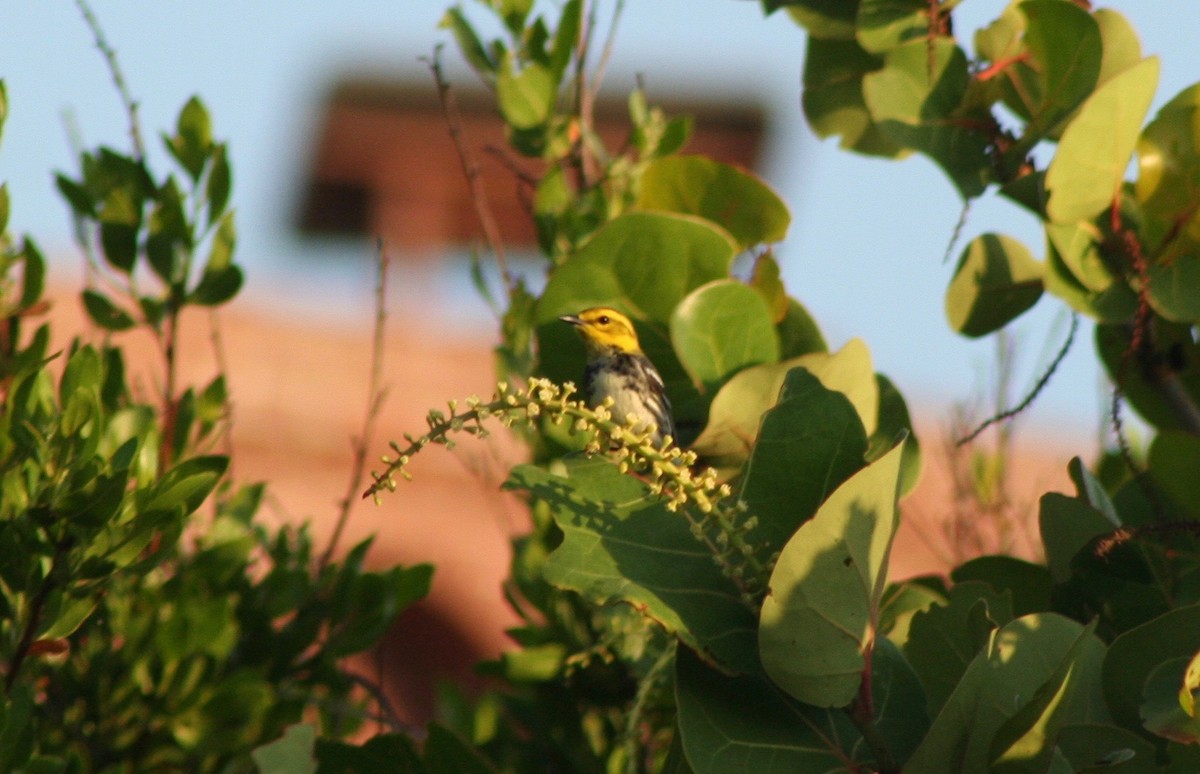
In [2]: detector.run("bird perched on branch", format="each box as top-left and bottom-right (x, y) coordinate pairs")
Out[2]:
(559, 306), (675, 447)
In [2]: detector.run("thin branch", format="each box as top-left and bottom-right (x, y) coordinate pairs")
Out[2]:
(574, 0), (598, 186)
(73, 0), (146, 161)
(341, 669), (417, 736)
(591, 0), (626, 104)
(319, 239), (391, 571)
(957, 312), (1079, 445)
(423, 45), (514, 292)
(941, 199), (970, 265)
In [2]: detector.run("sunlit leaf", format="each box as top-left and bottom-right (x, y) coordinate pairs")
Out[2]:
(1045, 57), (1159, 224)
(759, 440), (906, 707)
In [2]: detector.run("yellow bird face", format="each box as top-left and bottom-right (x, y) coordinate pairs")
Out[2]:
(558, 307), (643, 356)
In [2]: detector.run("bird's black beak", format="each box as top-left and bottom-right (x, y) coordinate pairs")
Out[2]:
(558, 314), (582, 326)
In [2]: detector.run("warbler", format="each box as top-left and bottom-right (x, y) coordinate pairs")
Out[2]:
(559, 307), (675, 447)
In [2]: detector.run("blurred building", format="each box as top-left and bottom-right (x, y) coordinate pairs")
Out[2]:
(296, 76), (766, 250)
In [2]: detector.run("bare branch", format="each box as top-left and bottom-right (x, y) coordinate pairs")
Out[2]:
(320, 239), (391, 571)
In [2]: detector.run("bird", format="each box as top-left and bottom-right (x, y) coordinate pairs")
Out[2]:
(558, 306), (676, 447)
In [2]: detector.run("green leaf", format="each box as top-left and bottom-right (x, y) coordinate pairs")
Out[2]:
(440, 7), (496, 79)
(1148, 431), (1200, 520)
(1134, 83), (1200, 231)
(856, 0), (930, 54)
(536, 212), (735, 327)
(738, 367), (869, 554)
(316, 733), (422, 773)
(802, 37), (903, 156)
(206, 143), (231, 226)
(1183, 650), (1200, 718)
(1057, 724), (1157, 774)
(548, 0), (581, 79)
(989, 620), (1107, 772)
(59, 343), (102, 408)
(1143, 657), (1200, 744)
(907, 614), (1108, 773)
(252, 724), (317, 774)
(950, 556), (1052, 618)
(1147, 255), (1200, 323)
(1104, 604), (1200, 732)
(1068, 456), (1122, 525)
(862, 38), (991, 198)
(1045, 222), (1118, 294)
(872, 374), (920, 495)
(81, 290), (136, 332)
(1095, 9), (1144, 86)
(17, 239), (45, 310)
(748, 253), (789, 322)
(55, 173), (97, 218)
(167, 96), (213, 180)
(38, 594), (99, 640)
(1045, 56), (1160, 224)
(781, 1), (858, 39)
(1096, 320), (1200, 433)
(1006, 0), (1101, 148)
(759, 439), (906, 707)
(424, 723), (496, 774)
(145, 455), (228, 515)
(903, 580), (1010, 718)
(514, 458), (759, 673)
(945, 233), (1044, 337)
(1039, 493), (1117, 583)
(637, 156), (791, 249)
(146, 177), (191, 285)
(674, 645), (863, 773)
(496, 57), (555, 130)
(776, 297), (827, 358)
(0, 183), (8, 234)
(669, 280), (779, 394)
(1042, 233), (1137, 323)
(191, 212), (242, 306)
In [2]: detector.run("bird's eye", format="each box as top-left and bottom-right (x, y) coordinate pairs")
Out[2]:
(597, 315), (610, 325)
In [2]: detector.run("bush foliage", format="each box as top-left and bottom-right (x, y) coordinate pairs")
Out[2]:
(8, 1), (1200, 773)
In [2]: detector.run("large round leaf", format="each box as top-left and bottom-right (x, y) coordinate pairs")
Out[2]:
(1045, 56), (1160, 224)
(1148, 255), (1200, 323)
(801, 37), (903, 157)
(758, 440), (906, 708)
(669, 280), (780, 395)
(862, 38), (991, 198)
(675, 639), (927, 773)
(737, 367), (869, 554)
(1103, 604), (1200, 733)
(692, 340), (876, 474)
(1135, 83), (1200, 260)
(907, 614), (1108, 772)
(535, 211), (737, 326)
(638, 156), (790, 250)
(945, 233), (1044, 337)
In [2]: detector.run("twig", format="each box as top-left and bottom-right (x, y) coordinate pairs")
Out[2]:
(319, 239), (391, 571)
(73, 0), (145, 161)
(341, 669), (417, 736)
(423, 45), (514, 293)
(941, 199), (970, 265)
(591, 0), (626, 105)
(957, 312), (1079, 445)
(846, 641), (899, 774)
(574, 1), (598, 186)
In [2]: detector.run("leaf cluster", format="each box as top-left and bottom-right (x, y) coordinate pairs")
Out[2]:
(350, 1), (1200, 772)
(0, 83), (433, 771)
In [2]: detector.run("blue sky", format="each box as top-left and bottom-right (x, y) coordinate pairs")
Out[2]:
(2, 2), (1194, 445)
